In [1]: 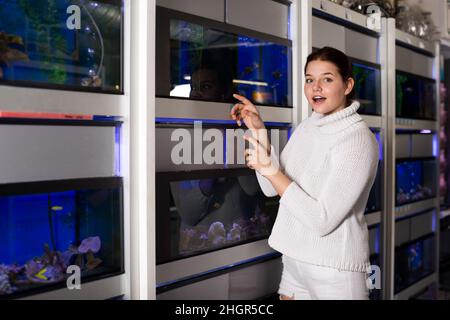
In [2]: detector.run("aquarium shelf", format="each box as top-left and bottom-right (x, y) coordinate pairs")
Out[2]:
(311, 0), (381, 34)
(155, 98), (292, 124)
(395, 119), (438, 131)
(394, 272), (438, 300)
(156, 238), (275, 287)
(362, 115), (382, 129)
(0, 176), (123, 194)
(20, 274), (125, 300)
(156, 251), (281, 295)
(366, 211), (381, 227)
(396, 29), (436, 57)
(0, 111), (123, 126)
(395, 198), (438, 220)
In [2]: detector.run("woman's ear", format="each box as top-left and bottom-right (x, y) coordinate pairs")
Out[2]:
(344, 78), (355, 96)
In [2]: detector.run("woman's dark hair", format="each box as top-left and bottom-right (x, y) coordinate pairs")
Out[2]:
(304, 47), (355, 107)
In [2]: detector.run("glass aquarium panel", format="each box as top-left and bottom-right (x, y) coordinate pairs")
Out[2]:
(396, 71), (436, 120)
(0, 0), (123, 93)
(366, 161), (382, 214)
(396, 158), (437, 206)
(0, 177), (123, 298)
(369, 253), (381, 300)
(159, 16), (292, 107)
(368, 224), (381, 299)
(352, 62), (381, 116)
(156, 169), (279, 264)
(395, 234), (435, 294)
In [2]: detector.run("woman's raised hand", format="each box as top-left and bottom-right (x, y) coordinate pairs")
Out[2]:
(230, 94), (265, 131)
(231, 94), (271, 156)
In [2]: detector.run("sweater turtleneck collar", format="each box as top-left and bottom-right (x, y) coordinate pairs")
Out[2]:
(310, 100), (363, 134)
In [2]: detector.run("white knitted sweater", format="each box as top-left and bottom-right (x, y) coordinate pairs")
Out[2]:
(256, 101), (379, 273)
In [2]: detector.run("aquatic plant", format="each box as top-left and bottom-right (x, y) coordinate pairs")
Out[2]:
(78, 236), (101, 254)
(24, 244), (66, 283)
(0, 272), (14, 295)
(63, 236), (103, 271)
(16, 0), (69, 83)
(0, 265), (16, 295)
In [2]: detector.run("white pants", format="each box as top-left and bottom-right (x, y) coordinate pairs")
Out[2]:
(278, 255), (370, 300)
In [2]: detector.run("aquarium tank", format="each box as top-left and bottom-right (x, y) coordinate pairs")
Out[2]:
(368, 225), (381, 300)
(366, 161), (382, 214)
(395, 234), (435, 293)
(0, 177), (123, 298)
(396, 158), (437, 206)
(0, 0), (122, 93)
(352, 61), (381, 116)
(369, 252), (381, 299)
(396, 71), (436, 120)
(156, 169), (279, 264)
(156, 7), (292, 107)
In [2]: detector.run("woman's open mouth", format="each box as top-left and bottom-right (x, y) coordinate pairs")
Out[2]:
(312, 96), (327, 105)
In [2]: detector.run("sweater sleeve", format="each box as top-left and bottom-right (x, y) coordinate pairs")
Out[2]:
(255, 145), (280, 197)
(279, 130), (379, 237)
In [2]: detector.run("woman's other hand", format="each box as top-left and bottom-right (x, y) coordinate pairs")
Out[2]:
(244, 135), (279, 177)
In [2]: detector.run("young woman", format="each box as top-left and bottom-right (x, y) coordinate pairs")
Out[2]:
(230, 47), (379, 300)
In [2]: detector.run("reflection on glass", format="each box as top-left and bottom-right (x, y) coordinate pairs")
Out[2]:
(156, 172), (279, 264)
(0, 178), (123, 298)
(396, 72), (436, 120)
(0, 0), (122, 93)
(396, 159), (437, 206)
(352, 62), (381, 115)
(395, 234), (435, 293)
(167, 19), (291, 107)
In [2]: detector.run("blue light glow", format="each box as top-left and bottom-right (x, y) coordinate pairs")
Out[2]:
(375, 226), (380, 254)
(115, 125), (121, 176)
(155, 117), (291, 127)
(433, 133), (439, 157)
(374, 131), (383, 161)
(432, 210), (437, 232)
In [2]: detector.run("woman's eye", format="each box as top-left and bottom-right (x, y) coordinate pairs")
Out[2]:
(324, 78), (333, 83)
(306, 79), (313, 84)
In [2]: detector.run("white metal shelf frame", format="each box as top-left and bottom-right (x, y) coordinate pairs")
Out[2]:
(389, 30), (441, 300)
